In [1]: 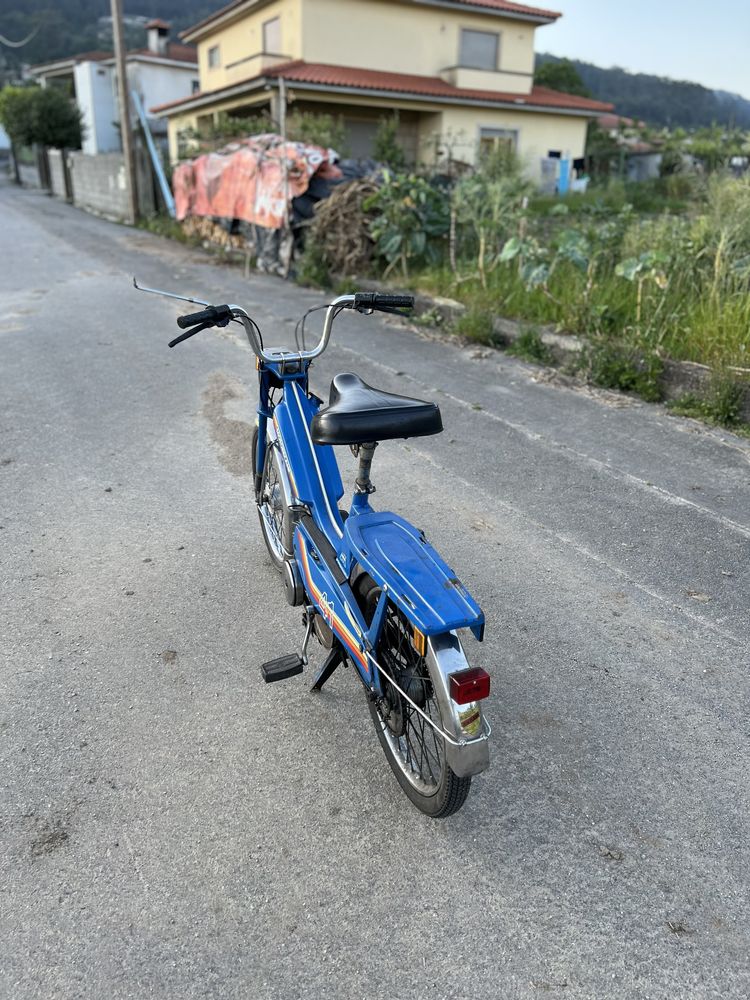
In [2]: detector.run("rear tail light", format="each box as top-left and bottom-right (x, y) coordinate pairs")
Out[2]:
(449, 667), (490, 705)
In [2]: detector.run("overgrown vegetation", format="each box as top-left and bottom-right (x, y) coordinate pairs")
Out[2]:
(507, 328), (554, 365)
(352, 153), (750, 430)
(373, 113), (406, 170)
(667, 375), (747, 429)
(177, 110), (349, 158)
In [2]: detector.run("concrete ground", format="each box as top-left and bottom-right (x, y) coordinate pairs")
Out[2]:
(1, 181), (749, 1000)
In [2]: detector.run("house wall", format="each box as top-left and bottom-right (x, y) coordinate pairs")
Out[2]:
(196, 0), (303, 90)
(299, 0), (537, 95)
(74, 61), (120, 155)
(425, 106), (589, 178)
(190, 0), (538, 96)
(129, 61), (200, 137)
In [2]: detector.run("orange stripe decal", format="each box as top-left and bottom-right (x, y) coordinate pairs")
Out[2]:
(298, 536), (368, 672)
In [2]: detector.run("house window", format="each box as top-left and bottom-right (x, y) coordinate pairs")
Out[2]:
(263, 16), (281, 54)
(191, 79), (200, 94)
(208, 45), (220, 69)
(479, 127), (518, 158)
(460, 29), (499, 71)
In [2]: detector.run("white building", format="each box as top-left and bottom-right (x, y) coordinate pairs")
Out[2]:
(30, 20), (199, 155)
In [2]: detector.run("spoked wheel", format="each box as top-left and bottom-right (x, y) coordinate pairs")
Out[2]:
(252, 427), (293, 572)
(358, 577), (471, 818)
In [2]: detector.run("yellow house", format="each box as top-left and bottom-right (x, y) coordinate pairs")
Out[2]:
(153, 0), (611, 181)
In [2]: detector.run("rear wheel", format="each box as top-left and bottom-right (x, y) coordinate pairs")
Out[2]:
(252, 426), (293, 572)
(357, 577), (471, 818)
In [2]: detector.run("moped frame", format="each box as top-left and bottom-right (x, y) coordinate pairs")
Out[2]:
(254, 335), (490, 777)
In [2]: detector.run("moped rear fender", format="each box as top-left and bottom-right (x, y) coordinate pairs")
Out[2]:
(343, 511), (485, 640)
(425, 632), (490, 778)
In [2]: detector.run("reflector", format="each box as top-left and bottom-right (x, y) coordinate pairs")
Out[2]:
(449, 667), (490, 705)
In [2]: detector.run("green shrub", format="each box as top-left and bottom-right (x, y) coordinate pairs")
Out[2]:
(667, 374), (746, 427)
(287, 112), (348, 154)
(365, 172), (449, 278)
(586, 341), (664, 402)
(507, 328), (554, 365)
(373, 113), (406, 169)
(0, 84), (82, 149)
(454, 307), (496, 344)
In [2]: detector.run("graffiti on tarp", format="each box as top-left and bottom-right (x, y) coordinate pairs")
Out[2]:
(172, 134), (343, 230)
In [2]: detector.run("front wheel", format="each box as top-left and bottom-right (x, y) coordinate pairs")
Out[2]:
(252, 426), (293, 572)
(358, 577), (471, 818)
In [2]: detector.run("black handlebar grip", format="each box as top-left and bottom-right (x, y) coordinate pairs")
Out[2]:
(176, 304), (232, 329)
(353, 292), (414, 310)
(374, 293), (415, 309)
(177, 308), (215, 329)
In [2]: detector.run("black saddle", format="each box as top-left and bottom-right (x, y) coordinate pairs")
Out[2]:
(310, 373), (443, 446)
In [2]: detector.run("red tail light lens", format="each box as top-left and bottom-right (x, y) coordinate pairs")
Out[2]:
(449, 667), (490, 705)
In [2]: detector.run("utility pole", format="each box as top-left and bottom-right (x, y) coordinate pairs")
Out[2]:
(110, 0), (138, 224)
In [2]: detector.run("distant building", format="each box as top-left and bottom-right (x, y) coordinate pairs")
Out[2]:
(30, 21), (198, 155)
(151, 0), (612, 181)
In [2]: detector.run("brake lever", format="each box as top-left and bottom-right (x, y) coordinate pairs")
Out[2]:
(355, 304), (410, 317)
(168, 320), (212, 349)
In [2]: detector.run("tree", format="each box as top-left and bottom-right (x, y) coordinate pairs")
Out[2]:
(0, 86), (36, 147)
(534, 59), (591, 98)
(0, 84), (82, 149)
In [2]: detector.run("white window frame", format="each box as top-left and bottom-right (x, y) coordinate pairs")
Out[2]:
(459, 29), (500, 72)
(207, 44), (220, 69)
(262, 16), (281, 54)
(479, 127), (519, 156)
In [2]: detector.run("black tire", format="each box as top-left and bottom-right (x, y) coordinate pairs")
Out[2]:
(356, 576), (471, 818)
(252, 426), (293, 573)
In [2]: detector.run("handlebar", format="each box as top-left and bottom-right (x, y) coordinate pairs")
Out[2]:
(172, 291), (414, 365)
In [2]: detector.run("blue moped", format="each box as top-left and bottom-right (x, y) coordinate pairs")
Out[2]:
(137, 281), (491, 817)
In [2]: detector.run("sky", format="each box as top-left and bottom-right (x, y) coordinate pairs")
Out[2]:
(538, 0), (750, 97)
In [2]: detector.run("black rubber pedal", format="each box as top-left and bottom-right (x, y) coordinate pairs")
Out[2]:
(261, 654), (304, 683)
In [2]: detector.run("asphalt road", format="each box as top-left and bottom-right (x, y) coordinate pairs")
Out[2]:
(1, 180), (749, 1000)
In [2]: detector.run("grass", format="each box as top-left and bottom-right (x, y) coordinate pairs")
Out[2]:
(506, 327), (554, 365)
(452, 307), (496, 345)
(666, 374), (749, 433)
(585, 341), (664, 402)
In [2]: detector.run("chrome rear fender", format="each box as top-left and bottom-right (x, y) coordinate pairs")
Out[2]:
(426, 632), (490, 779)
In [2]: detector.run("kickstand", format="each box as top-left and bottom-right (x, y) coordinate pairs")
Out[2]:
(310, 645), (346, 693)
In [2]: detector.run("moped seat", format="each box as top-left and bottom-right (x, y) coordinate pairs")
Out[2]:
(310, 373), (442, 446)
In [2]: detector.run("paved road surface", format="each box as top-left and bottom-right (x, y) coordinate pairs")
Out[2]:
(1, 182), (749, 1000)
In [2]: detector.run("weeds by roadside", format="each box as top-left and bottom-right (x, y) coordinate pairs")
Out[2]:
(506, 328), (554, 365)
(667, 374), (749, 434)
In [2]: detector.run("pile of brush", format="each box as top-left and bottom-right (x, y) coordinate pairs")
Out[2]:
(305, 178), (379, 276)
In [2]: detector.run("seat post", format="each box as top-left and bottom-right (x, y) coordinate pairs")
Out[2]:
(354, 442), (378, 495)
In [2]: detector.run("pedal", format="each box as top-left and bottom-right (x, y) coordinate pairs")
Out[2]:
(261, 654), (304, 683)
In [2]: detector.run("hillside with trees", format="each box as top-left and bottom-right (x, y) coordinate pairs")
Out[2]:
(0, 1), (211, 79)
(536, 54), (750, 129)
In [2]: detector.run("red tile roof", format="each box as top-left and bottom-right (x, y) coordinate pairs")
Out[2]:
(181, 0), (560, 39)
(145, 18), (170, 30)
(153, 60), (612, 115)
(450, 0), (560, 18)
(270, 61), (609, 110)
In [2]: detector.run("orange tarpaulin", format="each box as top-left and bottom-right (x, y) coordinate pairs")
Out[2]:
(172, 134), (342, 229)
